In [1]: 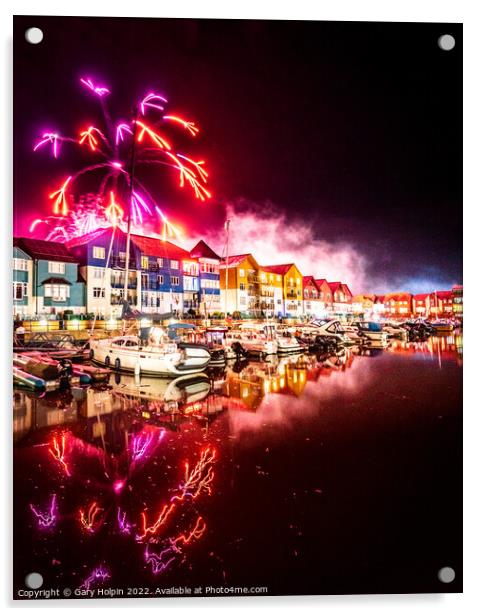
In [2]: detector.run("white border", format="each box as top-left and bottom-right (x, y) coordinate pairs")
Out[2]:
(2, 2), (480, 615)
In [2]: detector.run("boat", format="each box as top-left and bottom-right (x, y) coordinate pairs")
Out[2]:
(355, 321), (389, 347)
(275, 327), (306, 354)
(90, 327), (211, 376)
(298, 319), (354, 347)
(382, 321), (409, 339)
(13, 366), (58, 391)
(431, 319), (454, 333)
(220, 324), (278, 359)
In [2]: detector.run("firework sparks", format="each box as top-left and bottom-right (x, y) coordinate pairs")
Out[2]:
(79, 501), (103, 533)
(30, 494), (57, 529)
(33, 75), (210, 240)
(80, 565), (110, 590)
(48, 434), (70, 476)
(137, 503), (176, 541)
(49, 177), (72, 216)
(173, 447), (216, 502)
(33, 132), (61, 158)
(117, 507), (132, 535)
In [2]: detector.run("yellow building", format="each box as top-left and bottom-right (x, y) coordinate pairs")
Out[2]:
(220, 254), (261, 316)
(262, 263), (303, 317)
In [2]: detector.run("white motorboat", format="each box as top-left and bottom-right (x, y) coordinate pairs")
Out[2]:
(90, 327), (211, 377)
(225, 324), (278, 359)
(382, 321), (409, 339)
(275, 328), (306, 354)
(300, 319), (354, 346)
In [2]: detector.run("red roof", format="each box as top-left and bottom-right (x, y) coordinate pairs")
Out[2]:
(413, 293), (430, 300)
(66, 228), (112, 248)
(340, 283), (353, 298)
(328, 281), (342, 293)
(435, 290), (452, 300)
(384, 292), (413, 302)
(220, 254), (254, 269)
(261, 264), (296, 276)
(130, 234), (191, 260)
(302, 275), (319, 290)
(190, 240), (221, 261)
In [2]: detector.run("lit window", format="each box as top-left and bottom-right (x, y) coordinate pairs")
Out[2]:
(141, 256), (149, 269)
(48, 261), (66, 274)
(44, 284), (70, 301)
(239, 268), (245, 277)
(170, 260), (179, 270)
(13, 258), (28, 271)
(157, 258), (163, 267)
(93, 246), (105, 260)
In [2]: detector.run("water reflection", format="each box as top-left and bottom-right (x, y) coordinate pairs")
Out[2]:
(13, 334), (462, 595)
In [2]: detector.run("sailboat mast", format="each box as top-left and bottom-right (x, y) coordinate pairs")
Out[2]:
(123, 106), (139, 304)
(224, 218), (230, 320)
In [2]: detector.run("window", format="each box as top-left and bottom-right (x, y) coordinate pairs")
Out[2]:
(157, 258), (163, 267)
(93, 267), (104, 279)
(239, 268), (245, 277)
(13, 282), (28, 300)
(239, 283), (245, 291)
(157, 275), (164, 286)
(170, 260), (179, 270)
(201, 279), (220, 289)
(141, 274), (149, 288)
(277, 275), (281, 282)
(13, 258), (28, 271)
(93, 246), (105, 259)
(48, 261), (65, 274)
(297, 277), (301, 286)
(44, 284), (70, 301)
(201, 262), (219, 274)
(141, 256), (149, 269)
(183, 261), (199, 276)
(93, 287), (105, 298)
(171, 276), (180, 286)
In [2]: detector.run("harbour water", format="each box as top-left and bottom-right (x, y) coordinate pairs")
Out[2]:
(13, 334), (463, 596)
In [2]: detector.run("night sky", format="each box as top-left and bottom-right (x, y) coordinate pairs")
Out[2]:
(13, 16), (462, 293)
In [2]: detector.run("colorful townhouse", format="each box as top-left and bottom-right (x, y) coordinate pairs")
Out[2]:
(413, 293), (431, 317)
(351, 294), (376, 316)
(259, 267), (284, 317)
(189, 240), (222, 314)
(13, 244), (33, 318)
(262, 264), (304, 318)
(328, 282), (353, 315)
(383, 292), (413, 318)
(452, 285), (463, 318)
(220, 254), (261, 316)
(302, 276), (326, 318)
(430, 290), (454, 318)
(315, 279), (333, 310)
(14, 237), (86, 317)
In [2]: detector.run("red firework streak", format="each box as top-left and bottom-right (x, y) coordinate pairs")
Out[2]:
(48, 434), (70, 476)
(79, 501), (103, 533)
(32, 76), (212, 240)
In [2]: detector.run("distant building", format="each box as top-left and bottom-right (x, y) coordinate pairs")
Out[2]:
(258, 267), (283, 317)
(328, 281), (353, 314)
(314, 279), (333, 309)
(352, 294), (376, 316)
(14, 237), (86, 317)
(452, 284), (463, 318)
(413, 293), (431, 317)
(383, 292), (413, 318)
(220, 254), (261, 316)
(430, 290), (454, 318)
(302, 276), (326, 318)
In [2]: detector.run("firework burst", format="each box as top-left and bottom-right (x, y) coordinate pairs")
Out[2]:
(32, 75), (211, 241)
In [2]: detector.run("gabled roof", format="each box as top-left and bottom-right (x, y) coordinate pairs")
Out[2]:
(190, 240), (221, 261)
(302, 276), (319, 290)
(220, 254), (256, 269)
(130, 234), (191, 260)
(413, 293), (430, 301)
(14, 237), (78, 263)
(315, 278), (331, 291)
(434, 290), (452, 300)
(340, 283), (353, 297)
(40, 277), (72, 286)
(327, 281), (342, 293)
(261, 263), (296, 276)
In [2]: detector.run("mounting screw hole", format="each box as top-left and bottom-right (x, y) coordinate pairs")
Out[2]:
(25, 572), (43, 589)
(25, 28), (44, 45)
(438, 566), (455, 583)
(438, 34), (455, 51)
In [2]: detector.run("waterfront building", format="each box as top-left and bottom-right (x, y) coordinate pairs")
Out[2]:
(258, 267), (283, 317)
(373, 295), (386, 317)
(328, 281), (353, 315)
(452, 284), (463, 318)
(430, 290), (454, 317)
(220, 254), (261, 316)
(383, 292), (413, 318)
(14, 237), (86, 317)
(413, 293), (431, 317)
(189, 240), (221, 315)
(302, 276), (326, 318)
(262, 264), (303, 318)
(315, 279), (333, 311)
(352, 294), (376, 316)
(13, 244), (33, 318)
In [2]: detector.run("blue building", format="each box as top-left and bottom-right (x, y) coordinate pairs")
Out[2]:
(13, 245), (32, 318)
(190, 240), (221, 314)
(14, 238), (86, 317)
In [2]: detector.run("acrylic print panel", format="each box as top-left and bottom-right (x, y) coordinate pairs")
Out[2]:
(13, 16), (462, 599)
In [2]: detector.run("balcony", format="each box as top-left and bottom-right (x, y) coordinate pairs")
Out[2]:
(110, 256), (137, 270)
(111, 277), (137, 289)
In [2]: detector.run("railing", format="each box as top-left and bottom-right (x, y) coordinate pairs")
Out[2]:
(111, 279), (137, 289)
